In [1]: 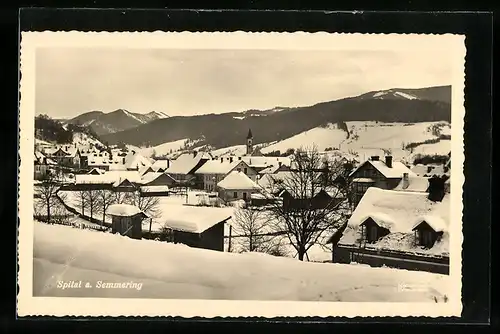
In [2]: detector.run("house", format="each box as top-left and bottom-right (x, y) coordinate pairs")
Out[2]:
(138, 172), (176, 197)
(258, 171), (345, 211)
(34, 151), (57, 180)
(348, 155), (416, 206)
(124, 152), (152, 171)
(216, 171), (262, 202)
(194, 158), (257, 192)
(165, 151), (210, 187)
(71, 171), (142, 191)
(328, 180), (450, 274)
(107, 204), (148, 240)
(44, 146), (82, 168)
(161, 207), (232, 251)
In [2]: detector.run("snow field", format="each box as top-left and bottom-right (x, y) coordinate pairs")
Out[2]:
(33, 222), (451, 302)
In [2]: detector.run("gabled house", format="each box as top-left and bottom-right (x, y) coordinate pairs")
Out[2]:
(34, 151), (57, 180)
(107, 204), (148, 240)
(328, 180), (450, 274)
(194, 158), (257, 192)
(138, 172), (176, 197)
(216, 170), (262, 202)
(348, 155), (415, 206)
(165, 151), (211, 187)
(45, 146), (82, 168)
(160, 207), (232, 251)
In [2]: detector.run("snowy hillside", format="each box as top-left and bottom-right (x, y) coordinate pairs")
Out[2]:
(262, 121), (451, 162)
(72, 131), (104, 147)
(33, 221), (451, 302)
(261, 123), (348, 153)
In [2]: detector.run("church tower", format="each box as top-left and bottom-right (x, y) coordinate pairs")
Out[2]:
(246, 128), (254, 155)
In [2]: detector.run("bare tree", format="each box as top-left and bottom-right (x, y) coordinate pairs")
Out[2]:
(34, 171), (61, 223)
(260, 145), (352, 261)
(97, 189), (116, 226)
(114, 190), (135, 205)
(133, 192), (161, 233)
(232, 206), (272, 252)
(85, 189), (101, 220)
(74, 190), (88, 216)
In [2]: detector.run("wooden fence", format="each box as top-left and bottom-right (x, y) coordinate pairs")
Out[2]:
(333, 245), (449, 275)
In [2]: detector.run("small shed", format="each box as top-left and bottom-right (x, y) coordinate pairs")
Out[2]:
(163, 216), (231, 252)
(107, 204), (148, 240)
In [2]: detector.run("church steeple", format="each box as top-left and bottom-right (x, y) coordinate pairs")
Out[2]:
(246, 128), (254, 155)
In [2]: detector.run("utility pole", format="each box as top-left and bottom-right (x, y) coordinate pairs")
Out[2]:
(228, 225), (232, 252)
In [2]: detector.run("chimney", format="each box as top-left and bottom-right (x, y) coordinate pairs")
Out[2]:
(193, 151), (197, 158)
(385, 155), (393, 168)
(371, 155), (379, 161)
(221, 157), (224, 163)
(278, 161), (282, 167)
(402, 172), (409, 189)
(427, 176), (446, 202)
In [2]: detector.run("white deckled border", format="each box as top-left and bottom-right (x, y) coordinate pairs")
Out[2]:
(17, 31), (465, 318)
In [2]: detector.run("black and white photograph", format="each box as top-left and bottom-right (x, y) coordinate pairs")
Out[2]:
(18, 31), (465, 317)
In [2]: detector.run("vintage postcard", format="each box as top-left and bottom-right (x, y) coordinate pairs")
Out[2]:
(18, 31), (465, 318)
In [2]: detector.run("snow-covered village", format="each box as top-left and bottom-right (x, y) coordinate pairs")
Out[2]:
(29, 43), (456, 304)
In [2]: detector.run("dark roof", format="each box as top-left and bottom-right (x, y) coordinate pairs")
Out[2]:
(247, 128), (253, 139)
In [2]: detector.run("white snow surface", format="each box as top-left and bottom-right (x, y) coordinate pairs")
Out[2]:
(139, 139), (190, 158)
(217, 171), (262, 190)
(107, 204), (145, 217)
(261, 123), (347, 154)
(33, 222), (451, 301)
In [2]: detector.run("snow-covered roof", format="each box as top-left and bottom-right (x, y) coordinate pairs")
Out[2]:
(166, 152), (207, 174)
(394, 175), (430, 192)
(194, 160), (244, 175)
(343, 187), (450, 238)
(411, 164), (447, 177)
(140, 172), (164, 185)
(350, 159), (416, 179)
(360, 212), (396, 230)
(259, 165), (281, 174)
(107, 204), (146, 217)
(152, 159), (169, 171)
(411, 215), (448, 233)
(162, 206), (231, 233)
(124, 152), (152, 170)
(74, 171), (142, 185)
(140, 185), (170, 193)
(240, 156), (291, 168)
(352, 178), (375, 183)
(217, 171), (262, 190)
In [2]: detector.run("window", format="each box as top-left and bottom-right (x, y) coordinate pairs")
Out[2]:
(233, 192), (238, 198)
(242, 192), (247, 200)
(237, 168), (241, 172)
(244, 168), (248, 174)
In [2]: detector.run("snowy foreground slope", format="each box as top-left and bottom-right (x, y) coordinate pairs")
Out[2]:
(33, 222), (450, 302)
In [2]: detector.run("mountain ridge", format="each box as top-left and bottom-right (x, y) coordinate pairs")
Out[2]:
(99, 85), (451, 148)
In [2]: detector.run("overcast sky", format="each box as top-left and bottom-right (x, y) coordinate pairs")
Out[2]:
(35, 47), (453, 119)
